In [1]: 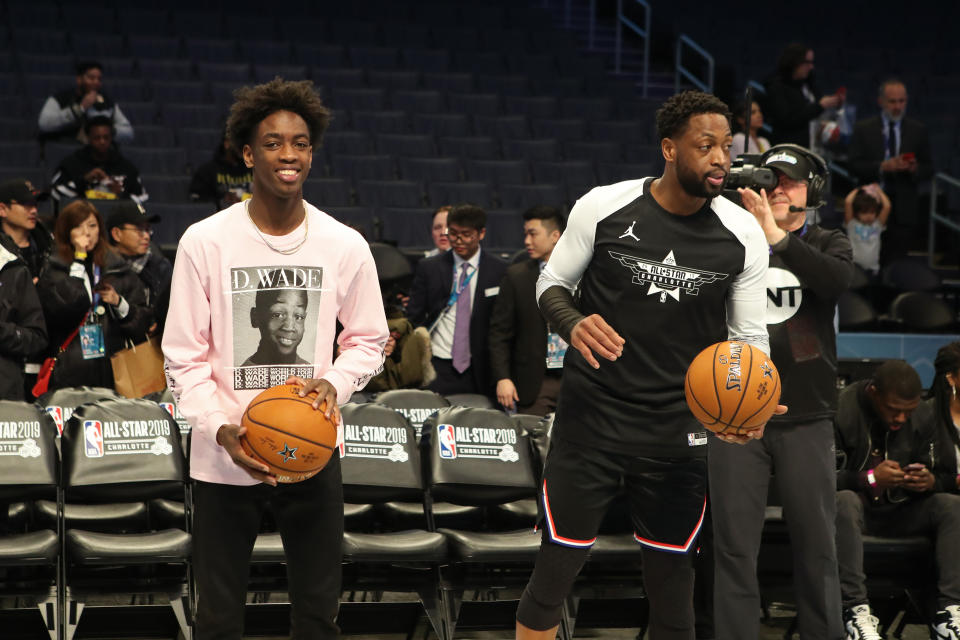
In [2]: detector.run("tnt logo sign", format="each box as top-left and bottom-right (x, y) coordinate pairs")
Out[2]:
(84, 420), (104, 458)
(438, 424), (457, 459)
(45, 406), (64, 435)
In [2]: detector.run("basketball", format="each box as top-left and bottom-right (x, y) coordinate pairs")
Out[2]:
(684, 341), (780, 435)
(240, 384), (337, 483)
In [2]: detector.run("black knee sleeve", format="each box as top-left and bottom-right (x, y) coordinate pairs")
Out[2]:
(516, 540), (590, 631)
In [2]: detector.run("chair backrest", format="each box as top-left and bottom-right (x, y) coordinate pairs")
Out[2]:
(881, 259), (941, 292)
(889, 292), (955, 331)
(423, 406), (538, 505)
(0, 401), (58, 501)
(36, 386), (122, 435)
(340, 403), (422, 503)
(838, 290), (877, 330)
(369, 241), (413, 281)
(374, 389), (450, 435)
(61, 398), (185, 501)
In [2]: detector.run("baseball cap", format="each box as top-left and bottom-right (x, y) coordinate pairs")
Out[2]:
(0, 178), (47, 206)
(760, 146), (817, 182)
(105, 201), (160, 232)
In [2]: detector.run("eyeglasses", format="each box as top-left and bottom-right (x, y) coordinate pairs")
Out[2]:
(120, 225), (153, 236)
(444, 228), (478, 242)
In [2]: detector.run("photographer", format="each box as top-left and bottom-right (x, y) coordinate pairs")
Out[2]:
(710, 144), (853, 640)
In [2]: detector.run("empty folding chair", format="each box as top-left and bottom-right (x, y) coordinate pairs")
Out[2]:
(128, 36), (181, 60)
(412, 115), (472, 139)
(252, 64), (306, 83)
(499, 183), (567, 209)
(437, 136), (500, 160)
(195, 62), (251, 83)
(116, 8), (170, 36)
(301, 177), (353, 207)
(146, 202), (218, 245)
(59, 398), (191, 640)
(503, 139), (561, 163)
(151, 80), (208, 104)
(356, 179), (423, 208)
(124, 148), (188, 176)
(351, 110), (410, 135)
(531, 118), (587, 141)
(376, 133), (437, 157)
(401, 49), (451, 73)
(71, 33), (125, 59)
(242, 42), (294, 66)
(563, 140), (623, 163)
(330, 154), (397, 181)
(464, 159), (531, 185)
(320, 130), (375, 156)
(373, 388), (450, 437)
(329, 87), (387, 112)
(0, 401), (60, 640)
(421, 72), (475, 93)
(426, 182), (493, 209)
(398, 157), (462, 183)
(447, 93), (501, 118)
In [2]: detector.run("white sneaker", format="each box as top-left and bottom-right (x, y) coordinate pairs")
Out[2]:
(935, 604), (960, 639)
(843, 604), (882, 640)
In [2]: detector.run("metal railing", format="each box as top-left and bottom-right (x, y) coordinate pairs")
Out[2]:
(928, 172), (960, 268)
(675, 34), (713, 93)
(614, 0), (651, 97)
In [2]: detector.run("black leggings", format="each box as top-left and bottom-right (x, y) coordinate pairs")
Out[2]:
(517, 536), (696, 640)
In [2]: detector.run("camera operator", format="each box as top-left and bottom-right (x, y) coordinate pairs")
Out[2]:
(710, 144), (853, 640)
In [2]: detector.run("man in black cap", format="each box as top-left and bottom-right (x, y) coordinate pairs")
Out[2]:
(105, 203), (171, 335)
(709, 143), (853, 640)
(0, 178), (54, 282)
(37, 61), (134, 144)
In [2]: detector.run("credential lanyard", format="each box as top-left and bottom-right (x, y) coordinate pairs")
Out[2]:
(91, 264), (102, 310)
(428, 265), (476, 336)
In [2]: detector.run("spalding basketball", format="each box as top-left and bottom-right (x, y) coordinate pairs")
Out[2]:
(684, 341), (780, 435)
(240, 384), (337, 483)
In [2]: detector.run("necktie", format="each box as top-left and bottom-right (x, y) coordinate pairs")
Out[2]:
(451, 263), (471, 373)
(887, 120), (897, 159)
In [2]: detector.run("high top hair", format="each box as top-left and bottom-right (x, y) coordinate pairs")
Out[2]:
(226, 78), (331, 152)
(931, 342), (960, 445)
(871, 360), (923, 400)
(655, 91), (731, 142)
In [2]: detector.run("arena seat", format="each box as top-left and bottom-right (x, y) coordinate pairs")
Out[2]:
(476, 74), (531, 97)
(354, 179), (423, 208)
(463, 158), (531, 185)
(400, 49), (451, 74)
(498, 183), (566, 209)
(330, 154), (397, 182)
(838, 290), (878, 331)
(59, 398), (191, 640)
(436, 135), (499, 159)
(0, 401), (60, 640)
(420, 72), (475, 93)
(397, 157), (462, 183)
(503, 138), (560, 162)
(127, 36), (181, 60)
(350, 110), (411, 135)
(888, 292), (956, 332)
(426, 181), (494, 209)
(530, 117), (587, 141)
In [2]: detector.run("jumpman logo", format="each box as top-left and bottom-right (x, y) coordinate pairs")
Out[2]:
(619, 220), (640, 241)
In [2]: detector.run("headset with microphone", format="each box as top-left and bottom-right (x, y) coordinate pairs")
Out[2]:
(759, 143), (829, 212)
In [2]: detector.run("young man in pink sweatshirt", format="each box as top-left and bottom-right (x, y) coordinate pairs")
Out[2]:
(162, 79), (388, 639)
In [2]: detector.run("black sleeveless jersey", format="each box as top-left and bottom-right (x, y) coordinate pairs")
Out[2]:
(538, 178), (769, 458)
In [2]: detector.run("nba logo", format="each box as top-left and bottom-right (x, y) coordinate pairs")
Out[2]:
(84, 420), (104, 458)
(438, 424), (457, 459)
(159, 402), (175, 418)
(45, 406), (64, 435)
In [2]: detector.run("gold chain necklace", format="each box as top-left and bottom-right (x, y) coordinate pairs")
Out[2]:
(246, 199), (309, 255)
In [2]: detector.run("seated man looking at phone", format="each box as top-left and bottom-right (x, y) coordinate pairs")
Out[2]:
(835, 360), (960, 640)
(847, 78), (932, 263)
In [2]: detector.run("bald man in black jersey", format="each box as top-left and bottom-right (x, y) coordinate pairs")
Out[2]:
(515, 91), (785, 640)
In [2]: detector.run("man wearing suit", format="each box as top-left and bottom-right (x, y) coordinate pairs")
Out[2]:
(847, 79), (932, 262)
(406, 204), (507, 396)
(489, 206), (565, 416)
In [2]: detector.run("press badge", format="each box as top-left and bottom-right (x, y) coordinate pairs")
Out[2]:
(545, 332), (568, 369)
(79, 324), (106, 360)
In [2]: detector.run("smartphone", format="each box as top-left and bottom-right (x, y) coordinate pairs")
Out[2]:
(902, 152), (916, 162)
(905, 463), (925, 471)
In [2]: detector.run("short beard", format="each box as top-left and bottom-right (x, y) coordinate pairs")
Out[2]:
(676, 161), (724, 199)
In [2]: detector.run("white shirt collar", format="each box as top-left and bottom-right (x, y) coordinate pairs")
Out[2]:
(453, 248), (481, 272)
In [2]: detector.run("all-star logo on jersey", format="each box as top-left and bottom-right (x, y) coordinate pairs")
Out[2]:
(609, 250), (729, 303)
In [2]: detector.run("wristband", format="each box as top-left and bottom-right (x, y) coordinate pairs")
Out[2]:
(867, 468), (877, 487)
(74, 250), (87, 260)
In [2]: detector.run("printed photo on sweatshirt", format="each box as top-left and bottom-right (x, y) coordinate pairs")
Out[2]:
(230, 265), (322, 390)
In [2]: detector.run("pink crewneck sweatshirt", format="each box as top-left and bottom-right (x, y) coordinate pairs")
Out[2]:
(162, 201), (388, 485)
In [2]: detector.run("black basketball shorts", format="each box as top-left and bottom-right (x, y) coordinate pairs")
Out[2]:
(539, 437), (707, 553)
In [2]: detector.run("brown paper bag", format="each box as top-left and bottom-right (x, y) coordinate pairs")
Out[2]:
(110, 336), (167, 398)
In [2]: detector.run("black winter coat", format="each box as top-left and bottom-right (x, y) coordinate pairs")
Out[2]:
(37, 249), (152, 390)
(0, 234), (47, 400)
